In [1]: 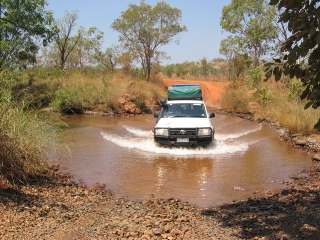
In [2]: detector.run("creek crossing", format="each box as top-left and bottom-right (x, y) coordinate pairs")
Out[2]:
(49, 113), (312, 207)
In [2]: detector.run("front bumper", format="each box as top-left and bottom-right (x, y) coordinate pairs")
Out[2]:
(154, 136), (213, 146)
(154, 128), (214, 146)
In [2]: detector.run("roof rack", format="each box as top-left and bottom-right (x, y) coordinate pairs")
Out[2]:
(172, 84), (200, 87)
(168, 84), (202, 100)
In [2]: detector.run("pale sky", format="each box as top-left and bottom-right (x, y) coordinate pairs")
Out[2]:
(47, 0), (232, 64)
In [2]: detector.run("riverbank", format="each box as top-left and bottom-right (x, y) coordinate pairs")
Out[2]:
(0, 166), (240, 240)
(1, 161), (319, 239)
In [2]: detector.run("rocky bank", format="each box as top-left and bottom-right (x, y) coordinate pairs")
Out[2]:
(0, 160), (319, 240)
(0, 167), (240, 240)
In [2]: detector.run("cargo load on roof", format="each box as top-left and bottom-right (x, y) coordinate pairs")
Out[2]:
(167, 84), (202, 100)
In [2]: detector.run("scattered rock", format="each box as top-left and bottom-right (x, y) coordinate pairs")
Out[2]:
(312, 154), (320, 161)
(295, 139), (307, 146)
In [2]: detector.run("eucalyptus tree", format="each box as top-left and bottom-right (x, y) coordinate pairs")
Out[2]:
(220, 0), (278, 67)
(54, 11), (81, 69)
(94, 45), (120, 73)
(220, 36), (252, 79)
(112, 0), (187, 81)
(0, 0), (55, 70)
(73, 27), (104, 70)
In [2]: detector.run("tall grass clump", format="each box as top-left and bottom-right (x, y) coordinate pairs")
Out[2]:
(221, 66), (320, 133)
(221, 85), (250, 113)
(0, 71), (53, 184)
(269, 101), (320, 133)
(253, 84), (320, 133)
(0, 101), (55, 185)
(129, 75), (166, 106)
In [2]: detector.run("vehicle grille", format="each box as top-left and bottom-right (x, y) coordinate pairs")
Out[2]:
(169, 128), (197, 136)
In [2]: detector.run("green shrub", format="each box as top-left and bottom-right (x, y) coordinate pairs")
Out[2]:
(288, 78), (304, 100)
(52, 82), (102, 113)
(247, 66), (262, 88)
(255, 87), (270, 105)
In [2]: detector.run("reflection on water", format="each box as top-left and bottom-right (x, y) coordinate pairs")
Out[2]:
(49, 114), (312, 207)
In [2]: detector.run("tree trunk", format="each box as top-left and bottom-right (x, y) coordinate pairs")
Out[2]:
(146, 54), (151, 81)
(60, 51), (65, 69)
(254, 49), (260, 67)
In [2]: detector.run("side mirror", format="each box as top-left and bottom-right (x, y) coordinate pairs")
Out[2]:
(154, 113), (159, 118)
(160, 98), (167, 107)
(209, 112), (215, 118)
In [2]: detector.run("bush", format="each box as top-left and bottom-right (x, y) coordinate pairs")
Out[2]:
(52, 82), (102, 113)
(288, 78), (304, 100)
(247, 66), (262, 88)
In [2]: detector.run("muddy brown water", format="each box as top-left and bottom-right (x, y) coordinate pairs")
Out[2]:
(49, 113), (312, 207)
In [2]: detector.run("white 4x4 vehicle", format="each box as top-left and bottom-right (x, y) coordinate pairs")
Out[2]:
(154, 84), (215, 146)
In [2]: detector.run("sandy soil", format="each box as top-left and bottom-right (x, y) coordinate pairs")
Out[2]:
(162, 78), (229, 108)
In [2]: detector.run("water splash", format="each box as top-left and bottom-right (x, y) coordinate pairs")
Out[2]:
(215, 124), (262, 141)
(123, 126), (153, 137)
(101, 124), (264, 156)
(101, 132), (249, 156)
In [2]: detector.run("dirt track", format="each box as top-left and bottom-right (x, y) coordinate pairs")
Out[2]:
(163, 78), (229, 108)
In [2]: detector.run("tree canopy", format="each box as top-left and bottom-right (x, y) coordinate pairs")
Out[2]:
(220, 0), (278, 67)
(265, 0), (320, 128)
(54, 11), (81, 69)
(112, 0), (187, 81)
(0, 0), (55, 70)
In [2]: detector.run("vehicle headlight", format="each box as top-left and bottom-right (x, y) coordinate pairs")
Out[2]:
(154, 128), (169, 136)
(198, 128), (212, 136)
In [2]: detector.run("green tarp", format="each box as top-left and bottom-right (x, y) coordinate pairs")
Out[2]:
(168, 85), (202, 100)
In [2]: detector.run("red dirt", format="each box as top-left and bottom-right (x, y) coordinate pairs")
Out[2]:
(162, 78), (229, 108)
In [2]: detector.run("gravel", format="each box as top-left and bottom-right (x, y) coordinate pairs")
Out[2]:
(1, 162), (319, 239)
(0, 167), (240, 240)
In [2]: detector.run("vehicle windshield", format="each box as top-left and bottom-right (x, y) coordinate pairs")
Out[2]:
(162, 103), (207, 118)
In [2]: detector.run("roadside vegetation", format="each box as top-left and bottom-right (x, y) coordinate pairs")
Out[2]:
(220, 69), (320, 133)
(0, 70), (56, 185)
(29, 67), (166, 114)
(218, 0), (320, 134)
(0, 100), (54, 185)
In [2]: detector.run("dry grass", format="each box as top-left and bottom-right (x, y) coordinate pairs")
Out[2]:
(51, 71), (166, 113)
(221, 80), (320, 133)
(270, 103), (319, 133)
(0, 102), (54, 185)
(221, 86), (250, 113)
(254, 95), (320, 133)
